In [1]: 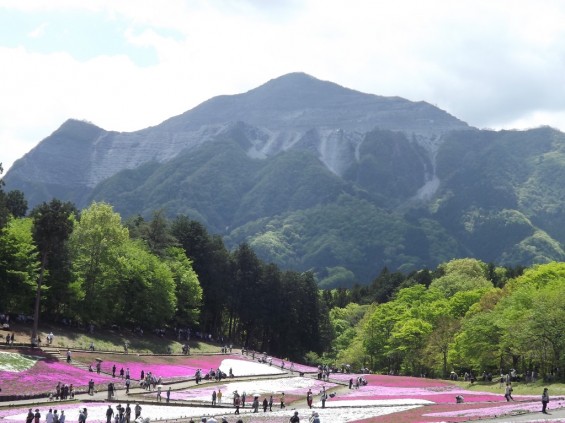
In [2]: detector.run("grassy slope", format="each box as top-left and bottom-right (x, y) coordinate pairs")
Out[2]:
(2, 321), (220, 354)
(451, 379), (565, 397)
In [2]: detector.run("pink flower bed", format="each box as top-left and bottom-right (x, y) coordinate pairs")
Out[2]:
(328, 374), (542, 405)
(84, 354), (235, 380)
(362, 374), (453, 388)
(0, 355), (113, 397)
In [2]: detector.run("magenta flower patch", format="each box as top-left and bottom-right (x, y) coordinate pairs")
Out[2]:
(76, 353), (233, 380)
(0, 355), (113, 397)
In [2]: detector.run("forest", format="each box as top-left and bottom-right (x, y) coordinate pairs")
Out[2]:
(1, 163), (565, 382)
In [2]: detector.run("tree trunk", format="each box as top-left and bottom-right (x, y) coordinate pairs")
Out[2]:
(31, 252), (48, 345)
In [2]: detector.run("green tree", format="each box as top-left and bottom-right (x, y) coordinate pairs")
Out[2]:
(229, 243), (264, 346)
(69, 202), (129, 323)
(0, 163), (8, 229)
(430, 258), (492, 297)
(171, 215), (230, 335)
(30, 199), (76, 342)
(0, 217), (39, 312)
(5, 190), (28, 218)
(105, 239), (177, 327)
(143, 210), (177, 257)
(165, 247), (202, 326)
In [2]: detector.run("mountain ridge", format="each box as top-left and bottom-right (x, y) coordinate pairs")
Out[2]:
(5, 73), (565, 285)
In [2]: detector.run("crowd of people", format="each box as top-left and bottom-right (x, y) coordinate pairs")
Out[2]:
(49, 382), (74, 400)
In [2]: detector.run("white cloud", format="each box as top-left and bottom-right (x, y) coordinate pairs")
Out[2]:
(1, 0), (565, 173)
(27, 22), (48, 38)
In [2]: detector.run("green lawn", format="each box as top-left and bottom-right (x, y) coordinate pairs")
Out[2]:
(451, 379), (565, 396)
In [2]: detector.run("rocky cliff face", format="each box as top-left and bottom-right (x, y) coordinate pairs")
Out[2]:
(4, 72), (470, 208)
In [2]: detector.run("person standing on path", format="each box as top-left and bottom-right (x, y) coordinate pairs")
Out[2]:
(268, 395), (273, 411)
(504, 383), (514, 401)
(26, 409), (34, 423)
(46, 409), (53, 423)
(106, 405), (114, 423)
(34, 409), (41, 423)
(217, 389), (222, 404)
(542, 387), (550, 414)
(78, 408), (87, 423)
(212, 390), (217, 406)
(166, 387), (171, 403)
(134, 404), (141, 420)
(234, 395), (240, 415)
(280, 392), (285, 409)
(306, 389), (313, 408)
(59, 411), (65, 423)
(157, 386), (162, 402)
(125, 403), (131, 423)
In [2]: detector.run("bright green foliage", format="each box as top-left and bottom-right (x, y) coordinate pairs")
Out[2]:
(329, 302), (369, 356)
(430, 258), (493, 297)
(165, 247), (202, 326)
(335, 262), (511, 376)
(109, 240), (177, 327)
(0, 217), (39, 311)
(451, 311), (504, 371)
(69, 202), (129, 322)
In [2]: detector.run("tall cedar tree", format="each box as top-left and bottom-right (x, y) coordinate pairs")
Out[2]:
(30, 199), (76, 342)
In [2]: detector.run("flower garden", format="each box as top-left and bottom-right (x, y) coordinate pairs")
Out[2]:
(2, 348), (565, 422)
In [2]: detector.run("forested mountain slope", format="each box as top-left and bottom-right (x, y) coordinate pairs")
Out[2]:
(4, 74), (565, 285)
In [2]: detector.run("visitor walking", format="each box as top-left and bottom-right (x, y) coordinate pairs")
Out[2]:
(542, 387), (550, 414)
(504, 383), (514, 401)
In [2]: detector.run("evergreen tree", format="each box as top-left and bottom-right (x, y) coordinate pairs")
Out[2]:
(30, 199), (76, 343)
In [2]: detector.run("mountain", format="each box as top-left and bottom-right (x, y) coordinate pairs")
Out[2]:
(4, 73), (565, 285)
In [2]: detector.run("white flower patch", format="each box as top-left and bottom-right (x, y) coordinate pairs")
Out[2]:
(219, 358), (285, 377)
(0, 403), (423, 423)
(0, 351), (41, 372)
(317, 398), (434, 407)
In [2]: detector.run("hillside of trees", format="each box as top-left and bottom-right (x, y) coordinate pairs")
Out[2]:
(2, 165), (565, 381)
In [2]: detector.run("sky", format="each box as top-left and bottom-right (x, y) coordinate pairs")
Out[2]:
(1, 0), (565, 174)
